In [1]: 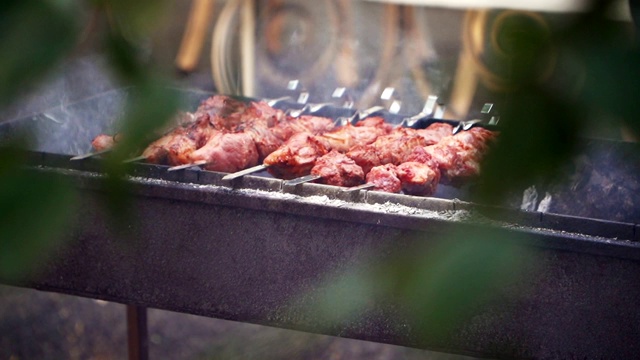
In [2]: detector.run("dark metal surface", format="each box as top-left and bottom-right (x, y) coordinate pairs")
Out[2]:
(1, 160), (637, 359)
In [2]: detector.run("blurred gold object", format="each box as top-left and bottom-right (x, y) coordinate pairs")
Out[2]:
(447, 9), (555, 118)
(175, 0), (216, 73)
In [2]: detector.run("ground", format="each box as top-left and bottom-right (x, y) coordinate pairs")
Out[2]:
(0, 285), (478, 360)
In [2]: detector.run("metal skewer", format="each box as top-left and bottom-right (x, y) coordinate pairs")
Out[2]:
(123, 155), (147, 164)
(342, 183), (376, 192)
(167, 160), (208, 172)
(283, 174), (321, 186)
(400, 95), (439, 127)
(221, 164), (269, 180)
(70, 148), (112, 161)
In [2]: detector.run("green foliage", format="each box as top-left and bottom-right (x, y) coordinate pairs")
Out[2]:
(295, 227), (531, 340)
(476, 0), (640, 204)
(0, 147), (78, 280)
(0, 0), (178, 278)
(0, 0), (79, 107)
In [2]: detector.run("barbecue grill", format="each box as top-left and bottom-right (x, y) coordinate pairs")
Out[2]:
(1, 86), (640, 359)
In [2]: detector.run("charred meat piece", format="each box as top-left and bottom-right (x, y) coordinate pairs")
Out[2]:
(264, 132), (329, 179)
(311, 150), (365, 187)
(423, 127), (497, 183)
(91, 134), (119, 152)
(188, 131), (259, 173)
(141, 128), (188, 164)
(194, 95), (248, 130)
(316, 116), (391, 153)
(416, 122), (454, 145)
(366, 164), (402, 193)
(270, 115), (335, 141)
(347, 127), (427, 173)
(396, 161), (440, 196)
(165, 115), (218, 165)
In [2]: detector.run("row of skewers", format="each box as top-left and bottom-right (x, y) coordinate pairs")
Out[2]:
(82, 94), (497, 197)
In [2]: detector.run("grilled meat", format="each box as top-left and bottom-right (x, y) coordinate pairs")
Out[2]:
(416, 122), (454, 145)
(316, 116), (391, 153)
(90, 93), (497, 198)
(396, 161), (440, 196)
(366, 164), (402, 193)
(189, 131), (259, 173)
(423, 127), (496, 183)
(347, 127), (428, 173)
(311, 150), (365, 187)
(91, 134), (118, 152)
(264, 133), (329, 179)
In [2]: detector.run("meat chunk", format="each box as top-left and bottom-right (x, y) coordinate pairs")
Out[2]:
(91, 134), (118, 152)
(396, 162), (440, 196)
(264, 133), (329, 179)
(422, 126), (497, 183)
(188, 132), (259, 173)
(416, 122), (454, 145)
(347, 127), (427, 173)
(311, 150), (365, 187)
(270, 115), (335, 141)
(366, 164), (402, 193)
(317, 116), (390, 153)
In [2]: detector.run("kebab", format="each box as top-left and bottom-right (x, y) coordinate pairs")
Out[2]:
(363, 126), (497, 194)
(87, 95), (335, 173)
(263, 116), (393, 179)
(275, 122), (453, 188)
(85, 94), (496, 198)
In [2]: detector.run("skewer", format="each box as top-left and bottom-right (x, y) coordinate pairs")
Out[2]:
(335, 105), (385, 126)
(70, 148), (111, 161)
(452, 102), (497, 134)
(452, 119), (482, 134)
(167, 160), (207, 172)
(221, 164), (269, 180)
(401, 95), (439, 127)
(283, 174), (321, 186)
(123, 155), (147, 164)
(266, 96), (292, 107)
(342, 183), (376, 192)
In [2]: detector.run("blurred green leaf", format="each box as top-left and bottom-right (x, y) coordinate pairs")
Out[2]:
(98, 0), (170, 39)
(475, 86), (582, 204)
(0, 0), (79, 107)
(0, 148), (78, 280)
(299, 228), (531, 340)
(380, 228), (530, 339)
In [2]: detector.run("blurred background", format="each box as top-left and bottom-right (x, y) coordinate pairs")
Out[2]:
(1, 0), (639, 359)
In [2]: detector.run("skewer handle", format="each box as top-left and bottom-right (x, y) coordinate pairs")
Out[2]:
(123, 155), (148, 164)
(70, 148), (111, 161)
(283, 174), (321, 186)
(342, 183), (376, 192)
(221, 164), (268, 180)
(167, 160), (207, 172)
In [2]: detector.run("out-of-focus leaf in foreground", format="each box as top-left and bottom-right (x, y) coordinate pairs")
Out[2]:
(96, 0), (171, 40)
(476, 86), (582, 204)
(382, 228), (531, 339)
(0, 0), (79, 107)
(0, 147), (78, 281)
(474, 1), (639, 205)
(299, 228), (531, 340)
(100, 80), (181, 228)
(98, 24), (181, 228)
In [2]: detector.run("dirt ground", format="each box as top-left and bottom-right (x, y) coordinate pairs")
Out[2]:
(0, 285), (479, 360)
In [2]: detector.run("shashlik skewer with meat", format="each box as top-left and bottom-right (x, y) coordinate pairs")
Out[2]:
(308, 123), (496, 196)
(263, 116), (392, 179)
(89, 95), (335, 172)
(88, 93), (496, 198)
(304, 122), (453, 190)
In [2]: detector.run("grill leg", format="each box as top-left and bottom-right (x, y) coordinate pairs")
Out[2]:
(127, 305), (149, 360)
